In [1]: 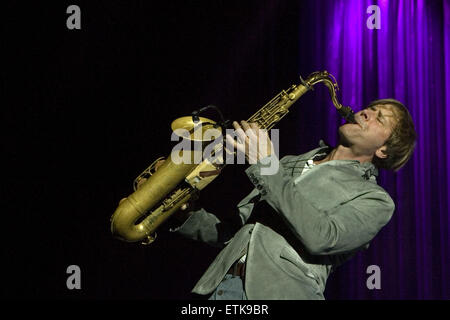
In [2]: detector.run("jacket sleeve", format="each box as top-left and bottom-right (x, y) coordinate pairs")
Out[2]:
(245, 155), (395, 255)
(169, 207), (242, 248)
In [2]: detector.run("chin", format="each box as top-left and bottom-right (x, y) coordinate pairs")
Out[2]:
(338, 125), (352, 147)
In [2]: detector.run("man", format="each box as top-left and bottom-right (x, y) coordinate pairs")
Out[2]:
(169, 98), (416, 300)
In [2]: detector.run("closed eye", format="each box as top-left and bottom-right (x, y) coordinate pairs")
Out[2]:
(378, 112), (387, 125)
(371, 107), (385, 125)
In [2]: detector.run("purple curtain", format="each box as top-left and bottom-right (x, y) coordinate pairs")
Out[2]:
(300, 0), (449, 299)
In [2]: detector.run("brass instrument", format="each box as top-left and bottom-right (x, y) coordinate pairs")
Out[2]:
(110, 70), (355, 244)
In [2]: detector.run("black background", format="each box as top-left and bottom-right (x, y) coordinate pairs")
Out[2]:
(3, 0), (348, 299)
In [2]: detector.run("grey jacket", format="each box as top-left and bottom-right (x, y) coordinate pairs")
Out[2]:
(173, 141), (395, 299)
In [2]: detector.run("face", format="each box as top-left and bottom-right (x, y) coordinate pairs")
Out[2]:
(339, 104), (399, 158)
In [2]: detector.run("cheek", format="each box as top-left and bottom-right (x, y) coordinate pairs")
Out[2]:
(340, 124), (359, 137)
(371, 128), (391, 147)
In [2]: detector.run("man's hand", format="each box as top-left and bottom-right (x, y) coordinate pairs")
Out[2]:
(226, 120), (273, 164)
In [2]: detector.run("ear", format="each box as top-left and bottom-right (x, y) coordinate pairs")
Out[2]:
(375, 145), (388, 159)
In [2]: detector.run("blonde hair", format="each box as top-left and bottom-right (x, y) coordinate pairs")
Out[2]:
(367, 99), (416, 172)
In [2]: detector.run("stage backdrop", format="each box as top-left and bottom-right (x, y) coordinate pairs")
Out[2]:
(299, 0), (450, 299)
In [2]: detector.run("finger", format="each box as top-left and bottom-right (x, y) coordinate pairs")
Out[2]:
(235, 126), (248, 145)
(246, 121), (261, 132)
(240, 120), (251, 131)
(155, 160), (165, 171)
(250, 123), (267, 140)
(181, 204), (188, 210)
(231, 121), (247, 143)
(242, 120), (258, 142)
(137, 178), (147, 189)
(227, 133), (246, 154)
(232, 121), (241, 130)
(226, 134), (238, 149)
(249, 122), (261, 133)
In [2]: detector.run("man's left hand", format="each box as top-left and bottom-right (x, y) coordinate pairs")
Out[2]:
(226, 120), (273, 164)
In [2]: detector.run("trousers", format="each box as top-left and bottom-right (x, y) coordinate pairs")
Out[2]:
(208, 274), (248, 300)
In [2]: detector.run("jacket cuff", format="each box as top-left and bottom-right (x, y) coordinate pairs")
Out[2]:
(245, 154), (281, 197)
(168, 209), (201, 233)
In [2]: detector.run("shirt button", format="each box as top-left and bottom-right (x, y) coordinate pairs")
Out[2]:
(217, 290), (223, 295)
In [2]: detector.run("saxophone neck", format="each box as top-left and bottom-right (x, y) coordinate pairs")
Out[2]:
(303, 70), (356, 123)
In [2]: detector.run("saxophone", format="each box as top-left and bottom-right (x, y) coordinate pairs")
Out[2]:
(110, 70), (355, 244)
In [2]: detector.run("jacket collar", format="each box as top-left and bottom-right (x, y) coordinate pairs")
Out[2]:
(298, 140), (379, 180)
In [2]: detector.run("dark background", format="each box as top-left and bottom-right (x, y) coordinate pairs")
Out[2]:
(2, 0), (328, 299)
(3, 1), (446, 300)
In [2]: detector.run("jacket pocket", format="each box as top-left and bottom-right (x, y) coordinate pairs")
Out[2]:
(279, 246), (320, 285)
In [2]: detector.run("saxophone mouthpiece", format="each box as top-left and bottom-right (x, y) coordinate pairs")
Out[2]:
(338, 106), (356, 124)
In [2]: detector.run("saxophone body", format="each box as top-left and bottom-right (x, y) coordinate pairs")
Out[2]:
(110, 70), (354, 244)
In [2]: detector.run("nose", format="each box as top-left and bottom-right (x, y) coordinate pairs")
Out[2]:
(359, 110), (371, 121)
